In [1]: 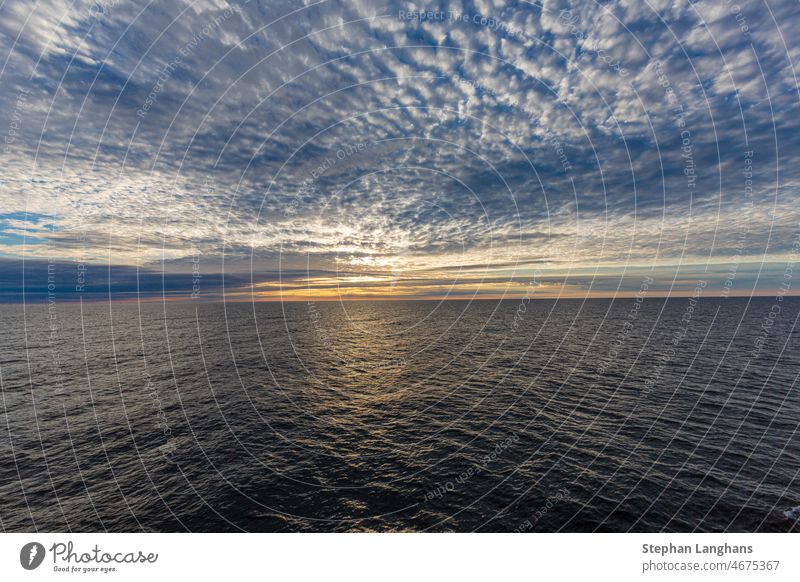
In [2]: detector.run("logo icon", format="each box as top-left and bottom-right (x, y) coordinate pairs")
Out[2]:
(20, 542), (45, 570)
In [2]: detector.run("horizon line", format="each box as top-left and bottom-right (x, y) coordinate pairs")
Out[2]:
(3, 290), (799, 305)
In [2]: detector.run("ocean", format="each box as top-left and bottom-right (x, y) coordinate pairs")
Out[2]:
(1, 298), (798, 532)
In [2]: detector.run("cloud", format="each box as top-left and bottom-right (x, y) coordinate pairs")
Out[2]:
(1, 0), (798, 300)
(0, 257), (256, 302)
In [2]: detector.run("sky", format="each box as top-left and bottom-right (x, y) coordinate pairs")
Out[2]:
(0, 0), (799, 301)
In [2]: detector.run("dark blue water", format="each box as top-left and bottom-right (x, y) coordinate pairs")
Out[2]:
(1, 298), (799, 532)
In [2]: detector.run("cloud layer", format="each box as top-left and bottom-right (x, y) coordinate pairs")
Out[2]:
(1, 0), (799, 300)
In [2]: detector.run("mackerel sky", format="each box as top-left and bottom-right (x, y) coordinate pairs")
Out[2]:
(1, 0), (798, 300)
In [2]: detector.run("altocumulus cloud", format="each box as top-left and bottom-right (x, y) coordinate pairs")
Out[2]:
(0, 0), (799, 300)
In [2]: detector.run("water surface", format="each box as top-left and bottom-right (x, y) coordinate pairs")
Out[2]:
(1, 298), (798, 532)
